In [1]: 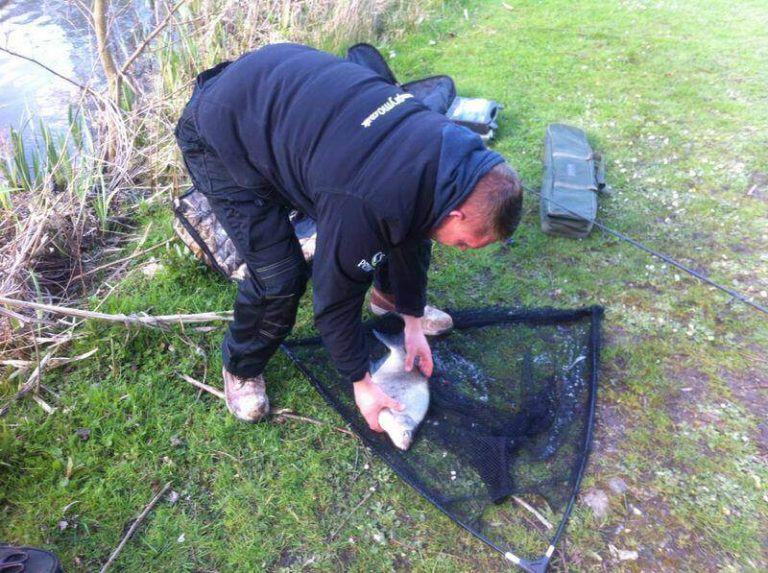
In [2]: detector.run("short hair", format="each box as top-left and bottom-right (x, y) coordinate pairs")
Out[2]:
(463, 163), (523, 240)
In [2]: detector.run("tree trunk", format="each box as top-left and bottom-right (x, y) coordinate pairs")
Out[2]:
(93, 0), (120, 103)
(93, 0), (120, 161)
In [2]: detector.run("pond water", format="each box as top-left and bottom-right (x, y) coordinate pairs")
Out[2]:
(0, 0), (152, 147)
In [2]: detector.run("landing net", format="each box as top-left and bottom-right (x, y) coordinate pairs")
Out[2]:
(283, 306), (602, 572)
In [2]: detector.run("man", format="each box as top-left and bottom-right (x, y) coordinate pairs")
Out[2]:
(175, 44), (523, 433)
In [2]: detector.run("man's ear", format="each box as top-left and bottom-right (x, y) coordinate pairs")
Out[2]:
(446, 209), (465, 221)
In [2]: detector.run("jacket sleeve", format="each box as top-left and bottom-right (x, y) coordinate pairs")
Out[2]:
(312, 193), (387, 383)
(386, 239), (431, 318)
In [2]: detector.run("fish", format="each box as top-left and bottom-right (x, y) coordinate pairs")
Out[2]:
(371, 330), (430, 450)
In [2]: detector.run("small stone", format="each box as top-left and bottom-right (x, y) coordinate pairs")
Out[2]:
(58, 519), (69, 531)
(582, 488), (610, 519)
(630, 504), (643, 517)
(608, 477), (628, 495)
(141, 261), (164, 278)
(168, 490), (180, 504)
(587, 550), (603, 562)
(170, 435), (185, 448)
(609, 544), (639, 561)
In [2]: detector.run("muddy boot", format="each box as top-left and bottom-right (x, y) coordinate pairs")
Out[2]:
(370, 288), (454, 336)
(222, 367), (270, 422)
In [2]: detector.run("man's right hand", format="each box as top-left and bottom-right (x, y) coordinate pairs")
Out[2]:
(353, 373), (404, 432)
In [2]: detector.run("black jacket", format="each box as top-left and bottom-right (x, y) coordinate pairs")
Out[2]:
(191, 44), (503, 382)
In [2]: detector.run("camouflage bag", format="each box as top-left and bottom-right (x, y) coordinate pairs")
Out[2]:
(172, 187), (317, 282)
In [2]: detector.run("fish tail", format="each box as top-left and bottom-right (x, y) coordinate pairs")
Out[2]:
(372, 329), (405, 355)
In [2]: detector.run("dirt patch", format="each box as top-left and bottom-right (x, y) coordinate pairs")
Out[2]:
(606, 495), (713, 572)
(746, 171), (768, 202)
(720, 366), (768, 454)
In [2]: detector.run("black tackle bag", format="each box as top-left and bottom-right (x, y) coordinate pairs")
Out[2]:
(0, 545), (64, 573)
(347, 43), (500, 139)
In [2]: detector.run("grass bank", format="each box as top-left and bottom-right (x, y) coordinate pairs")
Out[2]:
(2, 0), (767, 571)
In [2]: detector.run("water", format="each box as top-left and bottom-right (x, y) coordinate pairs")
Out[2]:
(0, 0), (152, 147)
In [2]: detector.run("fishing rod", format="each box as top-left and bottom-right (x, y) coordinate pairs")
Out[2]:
(521, 184), (768, 317)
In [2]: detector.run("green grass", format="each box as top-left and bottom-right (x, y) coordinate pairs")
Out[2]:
(2, 0), (767, 571)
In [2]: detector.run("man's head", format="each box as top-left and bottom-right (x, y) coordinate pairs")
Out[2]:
(430, 163), (523, 251)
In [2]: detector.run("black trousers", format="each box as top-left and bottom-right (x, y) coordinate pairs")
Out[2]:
(175, 79), (431, 378)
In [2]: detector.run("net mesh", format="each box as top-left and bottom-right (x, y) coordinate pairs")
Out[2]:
(283, 306), (602, 572)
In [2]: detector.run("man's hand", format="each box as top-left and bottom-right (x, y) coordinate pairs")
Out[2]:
(353, 373), (404, 432)
(402, 315), (433, 377)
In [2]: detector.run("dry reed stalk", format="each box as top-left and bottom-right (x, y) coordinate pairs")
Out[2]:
(1, 347), (98, 372)
(31, 393), (56, 414)
(0, 352), (53, 417)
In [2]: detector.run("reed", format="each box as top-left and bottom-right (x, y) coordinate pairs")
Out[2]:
(0, 0), (434, 352)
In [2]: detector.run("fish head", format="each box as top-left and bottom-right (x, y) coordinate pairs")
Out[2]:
(393, 429), (414, 450)
(379, 409), (417, 450)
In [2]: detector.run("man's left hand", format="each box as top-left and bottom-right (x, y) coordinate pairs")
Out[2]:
(402, 315), (433, 377)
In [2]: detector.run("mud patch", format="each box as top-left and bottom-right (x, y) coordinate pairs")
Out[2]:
(663, 364), (710, 426)
(275, 547), (300, 568)
(599, 479), (732, 572)
(592, 402), (629, 457)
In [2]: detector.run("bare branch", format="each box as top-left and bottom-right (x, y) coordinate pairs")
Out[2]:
(329, 484), (378, 540)
(120, 0), (188, 76)
(512, 496), (553, 530)
(99, 482), (173, 573)
(70, 238), (173, 281)
(0, 46), (96, 96)
(0, 296), (233, 326)
(176, 372), (224, 399)
(273, 409), (357, 438)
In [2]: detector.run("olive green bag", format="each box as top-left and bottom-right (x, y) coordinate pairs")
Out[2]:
(540, 124), (608, 238)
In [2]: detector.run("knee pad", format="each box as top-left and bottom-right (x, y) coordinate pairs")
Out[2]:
(252, 255), (309, 340)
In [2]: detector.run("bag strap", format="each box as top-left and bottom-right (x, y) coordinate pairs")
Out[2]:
(593, 152), (611, 194)
(346, 43), (399, 85)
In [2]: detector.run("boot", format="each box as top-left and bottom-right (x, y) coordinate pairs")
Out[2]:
(370, 288), (454, 336)
(222, 367), (270, 422)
